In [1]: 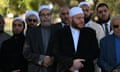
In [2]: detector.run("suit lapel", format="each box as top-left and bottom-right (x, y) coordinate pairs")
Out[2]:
(76, 32), (81, 54)
(76, 29), (85, 54)
(66, 27), (76, 54)
(37, 27), (44, 54)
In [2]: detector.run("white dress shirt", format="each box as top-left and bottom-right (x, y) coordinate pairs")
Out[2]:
(70, 26), (80, 52)
(102, 20), (113, 35)
(70, 26), (80, 72)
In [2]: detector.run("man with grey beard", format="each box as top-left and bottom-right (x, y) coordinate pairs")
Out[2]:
(23, 5), (57, 72)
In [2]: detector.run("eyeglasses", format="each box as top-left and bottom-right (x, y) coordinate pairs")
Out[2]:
(40, 13), (51, 17)
(28, 18), (37, 22)
(113, 25), (120, 28)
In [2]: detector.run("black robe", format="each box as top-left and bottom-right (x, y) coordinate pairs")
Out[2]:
(0, 34), (27, 72)
(53, 26), (99, 72)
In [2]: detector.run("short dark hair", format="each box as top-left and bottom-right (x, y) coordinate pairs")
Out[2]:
(96, 3), (109, 11)
(0, 14), (5, 24)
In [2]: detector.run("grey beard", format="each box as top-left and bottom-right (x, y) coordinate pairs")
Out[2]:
(41, 21), (51, 26)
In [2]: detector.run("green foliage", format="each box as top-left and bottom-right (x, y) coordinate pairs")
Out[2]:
(25, 0), (49, 11)
(9, 0), (26, 15)
(0, 0), (120, 17)
(0, 0), (50, 16)
(0, 0), (9, 15)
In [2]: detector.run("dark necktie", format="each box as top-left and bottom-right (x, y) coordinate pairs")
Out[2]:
(105, 24), (109, 35)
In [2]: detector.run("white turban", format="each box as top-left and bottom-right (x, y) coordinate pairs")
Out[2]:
(78, 1), (90, 7)
(38, 5), (51, 12)
(13, 17), (25, 26)
(13, 17), (24, 23)
(25, 10), (40, 22)
(69, 7), (83, 16)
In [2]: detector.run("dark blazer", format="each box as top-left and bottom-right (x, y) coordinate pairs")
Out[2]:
(53, 26), (99, 72)
(23, 24), (62, 72)
(46, 22), (65, 56)
(98, 34), (119, 72)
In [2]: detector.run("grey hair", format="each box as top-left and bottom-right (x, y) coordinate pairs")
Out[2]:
(110, 16), (120, 26)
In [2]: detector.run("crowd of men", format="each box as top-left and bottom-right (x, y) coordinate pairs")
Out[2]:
(0, 1), (120, 72)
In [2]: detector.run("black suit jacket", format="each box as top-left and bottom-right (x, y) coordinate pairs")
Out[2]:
(1, 34), (27, 72)
(46, 22), (65, 56)
(53, 26), (99, 72)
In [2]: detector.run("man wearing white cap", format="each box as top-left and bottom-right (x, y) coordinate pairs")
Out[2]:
(78, 1), (91, 24)
(78, 1), (105, 43)
(52, 7), (99, 72)
(25, 10), (40, 28)
(23, 5), (57, 72)
(79, 2), (104, 72)
(24, 10), (40, 35)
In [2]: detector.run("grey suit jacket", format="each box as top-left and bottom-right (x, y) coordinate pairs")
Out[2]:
(23, 26), (46, 72)
(98, 34), (118, 72)
(23, 24), (62, 72)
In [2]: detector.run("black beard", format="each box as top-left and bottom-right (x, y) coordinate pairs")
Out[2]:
(84, 16), (91, 24)
(97, 16), (110, 24)
(102, 17), (110, 23)
(13, 32), (24, 38)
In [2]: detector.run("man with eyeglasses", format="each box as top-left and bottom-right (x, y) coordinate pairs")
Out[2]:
(25, 10), (40, 35)
(25, 10), (40, 28)
(23, 5), (58, 72)
(98, 16), (120, 72)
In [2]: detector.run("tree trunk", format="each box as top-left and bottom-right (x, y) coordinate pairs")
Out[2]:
(50, 0), (65, 6)
(77, 0), (85, 3)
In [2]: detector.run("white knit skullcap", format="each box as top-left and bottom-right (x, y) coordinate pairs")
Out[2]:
(69, 7), (83, 16)
(25, 10), (40, 22)
(13, 17), (24, 22)
(13, 17), (25, 26)
(38, 5), (51, 12)
(78, 1), (90, 7)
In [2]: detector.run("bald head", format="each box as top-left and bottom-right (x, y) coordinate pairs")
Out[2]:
(59, 6), (70, 25)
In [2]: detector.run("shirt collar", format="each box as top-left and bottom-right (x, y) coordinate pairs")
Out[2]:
(70, 26), (80, 34)
(103, 20), (111, 25)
